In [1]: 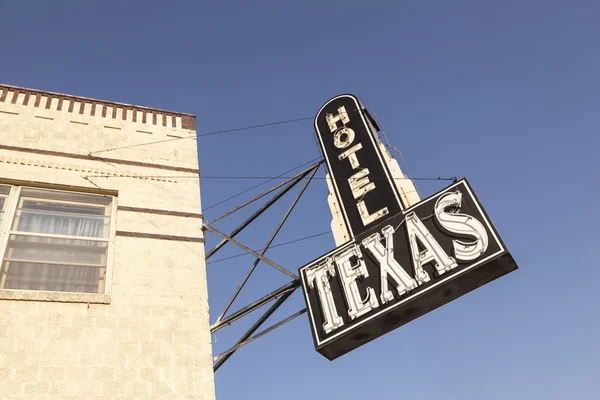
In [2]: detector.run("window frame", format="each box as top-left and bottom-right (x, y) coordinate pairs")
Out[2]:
(0, 186), (8, 230)
(0, 183), (118, 299)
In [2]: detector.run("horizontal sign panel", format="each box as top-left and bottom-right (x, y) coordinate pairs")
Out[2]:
(299, 179), (517, 360)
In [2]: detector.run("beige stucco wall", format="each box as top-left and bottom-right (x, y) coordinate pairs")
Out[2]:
(0, 86), (215, 399)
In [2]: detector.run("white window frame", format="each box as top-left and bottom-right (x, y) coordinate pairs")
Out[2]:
(0, 185), (9, 229)
(0, 183), (117, 303)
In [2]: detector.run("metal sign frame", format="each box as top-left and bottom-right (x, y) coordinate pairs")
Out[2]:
(204, 161), (322, 371)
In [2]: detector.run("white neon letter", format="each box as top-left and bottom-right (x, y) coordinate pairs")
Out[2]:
(357, 201), (388, 226)
(333, 127), (355, 149)
(348, 168), (376, 199)
(405, 212), (457, 277)
(306, 258), (344, 334)
(435, 191), (489, 261)
(362, 225), (419, 304)
(338, 143), (362, 169)
(326, 106), (350, 132)
(334, 245), (379, 319)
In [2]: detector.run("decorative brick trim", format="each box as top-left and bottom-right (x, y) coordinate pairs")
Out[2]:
(0, 144), (200, 174)
(0, 289), (111, 304)
(0, 154), (183, 183)
(0, 83), (196, 131)
(116, 231), (205, 243)
(118, 206), (203, 219)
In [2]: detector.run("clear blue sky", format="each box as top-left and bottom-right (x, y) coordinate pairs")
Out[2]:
(2, 1), (599, 398)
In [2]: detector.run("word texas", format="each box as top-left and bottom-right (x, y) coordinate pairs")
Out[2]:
(304, 189), (489, 334)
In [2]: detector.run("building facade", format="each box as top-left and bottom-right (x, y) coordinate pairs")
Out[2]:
(0, 84), (215, 398)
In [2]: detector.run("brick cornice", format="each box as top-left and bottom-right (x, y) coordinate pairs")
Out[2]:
(0, 83), (196, 131)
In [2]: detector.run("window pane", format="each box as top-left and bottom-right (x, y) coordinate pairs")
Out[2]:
(12, 208), (110, 238)
(1, 260), (103, 293)
(5, 234), (108, 266)
(1, 235), (108, 293)
(12, 188), (111, 239)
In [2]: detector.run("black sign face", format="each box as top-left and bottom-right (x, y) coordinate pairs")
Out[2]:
(299, 179), (518, 360)
(315, 94), (405, 239)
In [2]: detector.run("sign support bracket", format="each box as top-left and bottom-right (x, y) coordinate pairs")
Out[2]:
(205, 162), (321, 260)
(213, 290), (295, 371)
(213, 307), (307, 365)
(203, 161), (322, 371)
(213, 165), (319, 324)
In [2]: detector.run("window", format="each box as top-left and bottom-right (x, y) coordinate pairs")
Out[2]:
(0, 185), (115, 294)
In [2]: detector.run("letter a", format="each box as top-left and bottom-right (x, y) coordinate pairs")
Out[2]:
(405, 212), (457, 277)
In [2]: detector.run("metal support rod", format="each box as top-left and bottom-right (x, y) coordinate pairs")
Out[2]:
(204, 225), (299, 279)
(213, 308), (307, 363)
(210, 279), (300, 334)
(213, 290), (295, 372)
(214, 165), (319, 324)
(206, 226), (299, 279)
(205, 161), (322, 226)
(204, 163), (319, 260)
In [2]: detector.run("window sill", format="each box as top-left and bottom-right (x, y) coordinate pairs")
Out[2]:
(0, 289), (111, 304)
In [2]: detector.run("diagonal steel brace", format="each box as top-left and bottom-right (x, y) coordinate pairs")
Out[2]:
(213, 289), (295, 372)
(214, 165), (319, 324)
(204, 162), (320, 260)
(203, 225), (299, 280)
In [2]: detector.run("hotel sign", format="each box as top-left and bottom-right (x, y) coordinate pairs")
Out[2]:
(299, 95), (518, 360)
(314, 94), (405, 238)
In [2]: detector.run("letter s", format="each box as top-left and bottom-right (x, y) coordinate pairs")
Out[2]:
(435, 191), (489, 261)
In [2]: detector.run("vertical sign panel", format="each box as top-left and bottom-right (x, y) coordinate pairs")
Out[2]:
(315, 94), (404, 239)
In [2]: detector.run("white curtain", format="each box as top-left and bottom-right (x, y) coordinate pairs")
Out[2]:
(3, 204), (107, 293)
